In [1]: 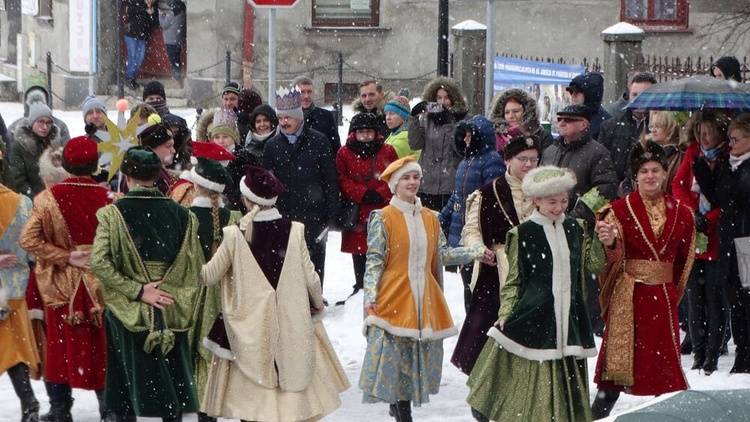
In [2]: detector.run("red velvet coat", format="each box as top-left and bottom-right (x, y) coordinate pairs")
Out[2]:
(671, 141), (725, 260)
(335, 134), (398, 254)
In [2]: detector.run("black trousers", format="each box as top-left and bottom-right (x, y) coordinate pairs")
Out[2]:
(726, 251), (750, 368)
(304, 228), (327, 288)
(352, 253), (367, 290)
(460, 264), (473, 314)
(687, 259), (727, 358)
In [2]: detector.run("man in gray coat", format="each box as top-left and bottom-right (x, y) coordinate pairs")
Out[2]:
(541, 104), (617, 337)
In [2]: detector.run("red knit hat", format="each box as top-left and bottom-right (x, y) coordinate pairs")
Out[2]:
(63, 136), (98, 166)
(189, 140), (236, 163)
(240, 166), (285, 206)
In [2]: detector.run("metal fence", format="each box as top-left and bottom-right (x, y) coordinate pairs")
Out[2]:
(633, 55), (749, 82)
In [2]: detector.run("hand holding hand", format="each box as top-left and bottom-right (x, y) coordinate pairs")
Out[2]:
(595, 220), (617, 247)
(67, 251), (91, 268)
(0, 254), (18, 269)
(494, 319), (505, 331)
(364, 302), (378, 316)
(481, 248), (496, 266)
(141, 281), (175, 310)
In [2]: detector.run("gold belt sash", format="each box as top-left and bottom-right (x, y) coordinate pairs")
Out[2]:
(602, 259), (673, 386)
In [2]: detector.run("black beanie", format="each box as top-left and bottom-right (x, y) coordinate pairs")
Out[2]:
(143, 81), (166, 101)
(711, 56), (742, 82)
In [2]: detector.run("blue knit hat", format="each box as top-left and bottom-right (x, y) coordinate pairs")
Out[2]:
(384, 88), (411, 121)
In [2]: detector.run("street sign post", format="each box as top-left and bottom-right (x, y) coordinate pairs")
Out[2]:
(248, 0), (299, 7)
(246, 0), (301, 101)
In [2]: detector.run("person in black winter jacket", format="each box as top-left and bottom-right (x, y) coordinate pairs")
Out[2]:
(294, 76), (341, 154)
(566, 72), (611, 141)
(711, 56), (743, 82)
(261, 88), (340, 288)
(124, 0), (159, 89)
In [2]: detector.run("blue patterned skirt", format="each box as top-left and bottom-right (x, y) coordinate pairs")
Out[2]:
(359, 326), (444, 406)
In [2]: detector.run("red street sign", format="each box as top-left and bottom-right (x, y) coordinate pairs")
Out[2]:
(247, 0), (300, 8)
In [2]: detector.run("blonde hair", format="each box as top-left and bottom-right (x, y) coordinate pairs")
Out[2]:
(649, 111), (680, 145)
(39, 147), (69, 187)
(129, 103), (158, 125)
(728, 112), (750, 137)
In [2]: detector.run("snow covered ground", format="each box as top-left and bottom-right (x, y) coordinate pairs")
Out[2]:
(2, 101), (750, 420)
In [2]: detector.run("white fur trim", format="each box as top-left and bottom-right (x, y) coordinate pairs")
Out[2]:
(487, 327), (597, 361)
(190, 168), (226, 193)
(388, 162), (422, 194)
(28, 308), (45, 321)
(179, 170), (192, 181)
(239, 175), (277, 206)
(202, 336), (235, 361)
(521, 166), (576, 198)
(190, 196), (225, 208)
(364, 315), (457, 341)
(253, 208), (282, 222)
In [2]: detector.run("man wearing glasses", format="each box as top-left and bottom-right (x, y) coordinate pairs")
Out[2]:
(541, 104), (618, 336)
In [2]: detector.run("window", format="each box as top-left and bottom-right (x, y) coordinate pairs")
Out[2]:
(621, 0), (689, 31)
(312, 0), (380, 27)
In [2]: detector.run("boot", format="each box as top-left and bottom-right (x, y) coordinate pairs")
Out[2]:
(680, 335), (692, 355)
(591, 389), (620, 420)
(691, 350), (705, 370)
(39, 401), (73, 422)
(388, 404), (399, 421)
(702, 352), (719, 375)
(471, 407), (490, 422)
(197, 413), (216, 422)
(395, 401), (412, 422)
(8, 364), (40, 422)
(163, 414), (182, 422)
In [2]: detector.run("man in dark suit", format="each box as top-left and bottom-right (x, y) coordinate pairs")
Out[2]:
(293, 76), (341, 153)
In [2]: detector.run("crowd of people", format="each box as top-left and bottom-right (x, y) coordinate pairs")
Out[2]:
(0, 53), (749, 422)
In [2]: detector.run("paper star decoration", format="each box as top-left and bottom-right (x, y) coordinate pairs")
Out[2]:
(98, 109), (141, 181)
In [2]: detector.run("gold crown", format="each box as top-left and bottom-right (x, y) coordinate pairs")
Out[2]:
(275, 86), (302, 111)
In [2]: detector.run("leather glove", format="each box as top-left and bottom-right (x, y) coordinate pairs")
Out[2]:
(410, 101), (427, 117)
(361, 189), (384, 205)
(694, 212), (709, 233)
(692, 156), (713, 186)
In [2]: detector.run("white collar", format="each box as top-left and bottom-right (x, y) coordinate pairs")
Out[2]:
(390, 195), (423, 214)
(253, 208), (283, 222)
(179, 170), (192, 181)
(528, 209), (565, 226)
(729, 151), (750, 170)
(191, 196), (225, 208)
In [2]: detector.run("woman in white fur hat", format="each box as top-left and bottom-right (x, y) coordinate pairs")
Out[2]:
(466, 165), (605, 422)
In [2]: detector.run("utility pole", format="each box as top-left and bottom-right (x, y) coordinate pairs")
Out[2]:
(437, 0), (449, 76)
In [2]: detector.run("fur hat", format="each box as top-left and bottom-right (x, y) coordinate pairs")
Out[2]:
(38, 147), (69, 185)
(28, 102), (53, 125)
(628, 140), (668, 177)
(138, 123), (173, 149)
(240, 166), (285, 206)
(121, 147), (163, 181)
(502, 135), (542, 160)
(421, 77), (468, 119)
(209, 109), (239, 141)
(191, 157), (232, 193)
(489, 88), (541, 136)
(384, 89), (411, 121)
(349, 112), (380, 132)
(275, 86), (304, 121)
(380, 155), (422, 194)
(62, 136), (99, 176)
(521, 166), (577, 198)
(143, 81), (166, 101)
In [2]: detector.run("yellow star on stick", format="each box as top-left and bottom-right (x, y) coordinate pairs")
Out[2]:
(98, 109), (141, 181)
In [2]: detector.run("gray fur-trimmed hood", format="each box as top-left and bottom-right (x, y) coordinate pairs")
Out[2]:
(489, 88), (541, 136)
(351, 90), (395, 116)
(13, 118), (62, 157)
(422, 77), (468, 119)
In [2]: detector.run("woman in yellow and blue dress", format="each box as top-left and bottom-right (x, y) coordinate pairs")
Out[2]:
(360, 155), (494, 422)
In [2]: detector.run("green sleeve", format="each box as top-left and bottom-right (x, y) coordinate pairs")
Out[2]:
(90, 206), (143, 301)
(580, 219), (606, 283)
(498, 227), (521, 320)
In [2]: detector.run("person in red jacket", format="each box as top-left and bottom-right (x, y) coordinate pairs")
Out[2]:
(336, 113), (398, 301)
(671, 109), (731, 375)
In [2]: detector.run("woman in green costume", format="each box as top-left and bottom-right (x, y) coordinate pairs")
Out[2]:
(186, 156), (241, 422)
(466, 166), (605, 422)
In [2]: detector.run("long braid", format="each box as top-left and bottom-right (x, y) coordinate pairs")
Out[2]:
(243, 204), (261, 243)
(209, 191), (221, 255)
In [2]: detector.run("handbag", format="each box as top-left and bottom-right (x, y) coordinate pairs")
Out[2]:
(734, 236), (750, 288)
(338, 157), (377, 231)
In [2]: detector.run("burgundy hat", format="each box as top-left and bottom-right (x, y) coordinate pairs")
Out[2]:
(239, 166), (285, 206)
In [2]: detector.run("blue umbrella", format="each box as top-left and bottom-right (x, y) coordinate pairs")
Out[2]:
(614, 389), (750, 421)
(625, 75), (750, 111)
